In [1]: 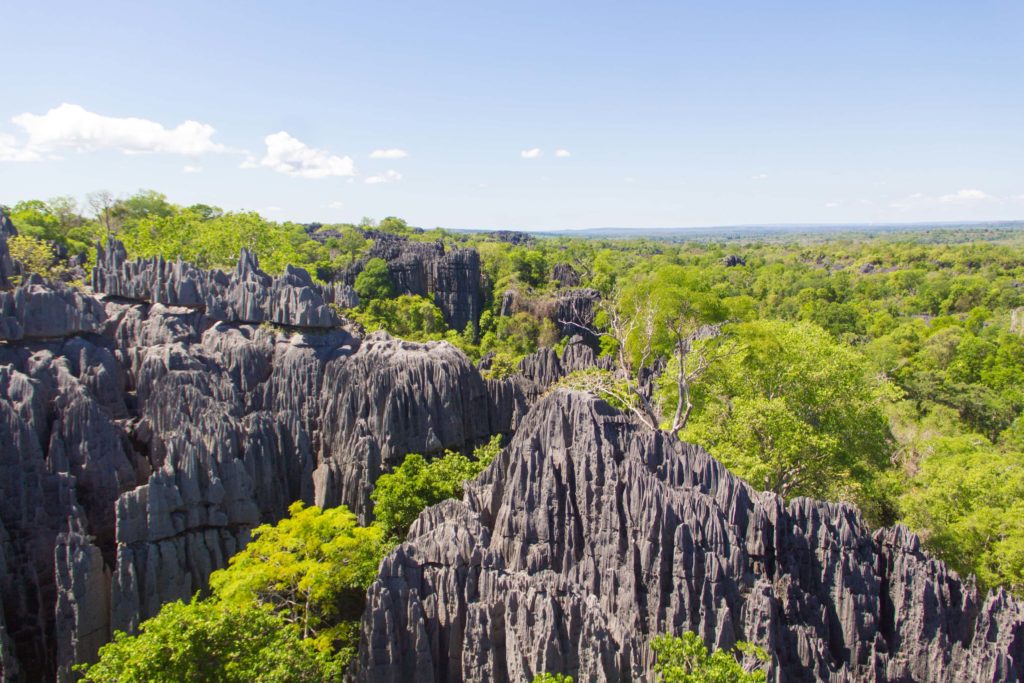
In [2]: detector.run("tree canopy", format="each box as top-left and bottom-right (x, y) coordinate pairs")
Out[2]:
(651, 632), (768, 683)
(679, 320), (900, 523)
(371, 436), (501, 540)
(79, 502), (384, 681)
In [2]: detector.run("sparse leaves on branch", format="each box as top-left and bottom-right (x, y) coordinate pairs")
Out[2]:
(561, 265), (729, 433)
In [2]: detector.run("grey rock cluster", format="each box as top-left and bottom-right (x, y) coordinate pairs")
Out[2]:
(0, 208), (18, 289)
(551, 263), (581, 287)
(0, 240), (508, 681)
(361, 238), (482, 332)
(92, 240), (350, 328)
(0, 275), (106, 341)
(356, 390), (1024, 683)
(499, 287), (601, 340)
(516, 336), (615, 389)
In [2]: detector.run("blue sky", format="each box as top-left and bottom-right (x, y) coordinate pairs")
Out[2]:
(1, 1), (1022, 230)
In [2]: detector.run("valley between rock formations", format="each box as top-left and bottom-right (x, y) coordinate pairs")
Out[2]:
(0, 222), (1021, 681)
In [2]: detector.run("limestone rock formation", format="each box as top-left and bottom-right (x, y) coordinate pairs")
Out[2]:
(357, 236), (482, 332)
(0, 237), (508, 681)
(499, 287), (601, 341)
(316, 331), (502, 519)
(0, 208), (19, 289)
(551, 263), (581, 288)
(93, 240), (343, 328)
(356, 390), (1024, 682)
(0, 275), (106, 341)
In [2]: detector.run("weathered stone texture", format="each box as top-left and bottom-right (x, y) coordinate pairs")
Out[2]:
(356, 391), (1024, 683)
(0, 239), (504, 681)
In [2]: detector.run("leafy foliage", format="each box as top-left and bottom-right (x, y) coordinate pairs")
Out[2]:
(371, 436), (501, 540)
(7, 234), (61, 282)
(679, 320), (900, 523)
(651, 632), (768, 683)
(8, 197), (105, 256)
(901, 436), (1024, 593)
(354, 257), (395, 302)
(77, 597), (335, 682)
(120, 208), (314, 273)
(79, 503), (384, 681)
(533, 674), (574, 683)
(210, 502), (383, 648)
(349, 294), (447, 337)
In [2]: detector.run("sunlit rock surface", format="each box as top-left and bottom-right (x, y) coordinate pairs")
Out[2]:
(356, 390), (1024, 683)
(0, 238), (507, 682)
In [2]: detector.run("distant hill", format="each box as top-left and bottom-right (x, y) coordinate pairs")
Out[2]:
(530, 220), (1024, 240)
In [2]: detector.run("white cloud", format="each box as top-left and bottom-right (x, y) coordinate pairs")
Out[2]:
(939, 188), (994, 203)
(751, 173), (769, 181)
(624, 177), (635, 183)
(0, 134), (40, 161)
(328, 200), (345, 209)
(256, 131), (355, 179)
(555, 149), (571, 158)
(183, 164), (203, 173)
(369, 148), (408, 159)
(261, 206), (283, 214)
(520, 148), (541, 159)
(365, 169), (402, 184)
(824, 201), (840, 208)
(9, 103), (224, 157)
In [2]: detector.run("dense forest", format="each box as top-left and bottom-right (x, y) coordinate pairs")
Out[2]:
(5, 190), (1024, 680)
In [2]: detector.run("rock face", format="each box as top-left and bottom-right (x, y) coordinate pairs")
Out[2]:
(551, 263), (581, 288)
(0, 208), (18, 289)
(357, 237), (483, 332)
(0, 275), (106, 341)
(499, 287), (601, 341)
(0, 239), (510, 682)
(93, 240), (343, 328)
(356, 390), (1024, 683)
(316, 332), (503, 518)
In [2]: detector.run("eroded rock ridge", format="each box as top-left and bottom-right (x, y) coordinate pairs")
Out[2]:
(356, 391), (1024, 683)
(0, 237), (510, 682)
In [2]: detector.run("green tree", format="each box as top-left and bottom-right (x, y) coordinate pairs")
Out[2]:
(80, 502), (384, 681)
(7, 235), (60, 282)
(77, 600), (330, 683)
(114, 189), (175, 223)
(533, 674), (573, 683)
(351, 295), (448, 338)
(901, 435), (1024, 595)
(335, 225), (370, 264)
(651, 632), (767, 683)
(9, 198), (102, 255)
(377, 216), (411, 235)
(570, 264), (729, 432)
(680, 320), (900, 522)
(371, 437), (500, 540)
(354, 257), (395, 303)
(120, 208), (307, 273)
(210, 502), (384, 649)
